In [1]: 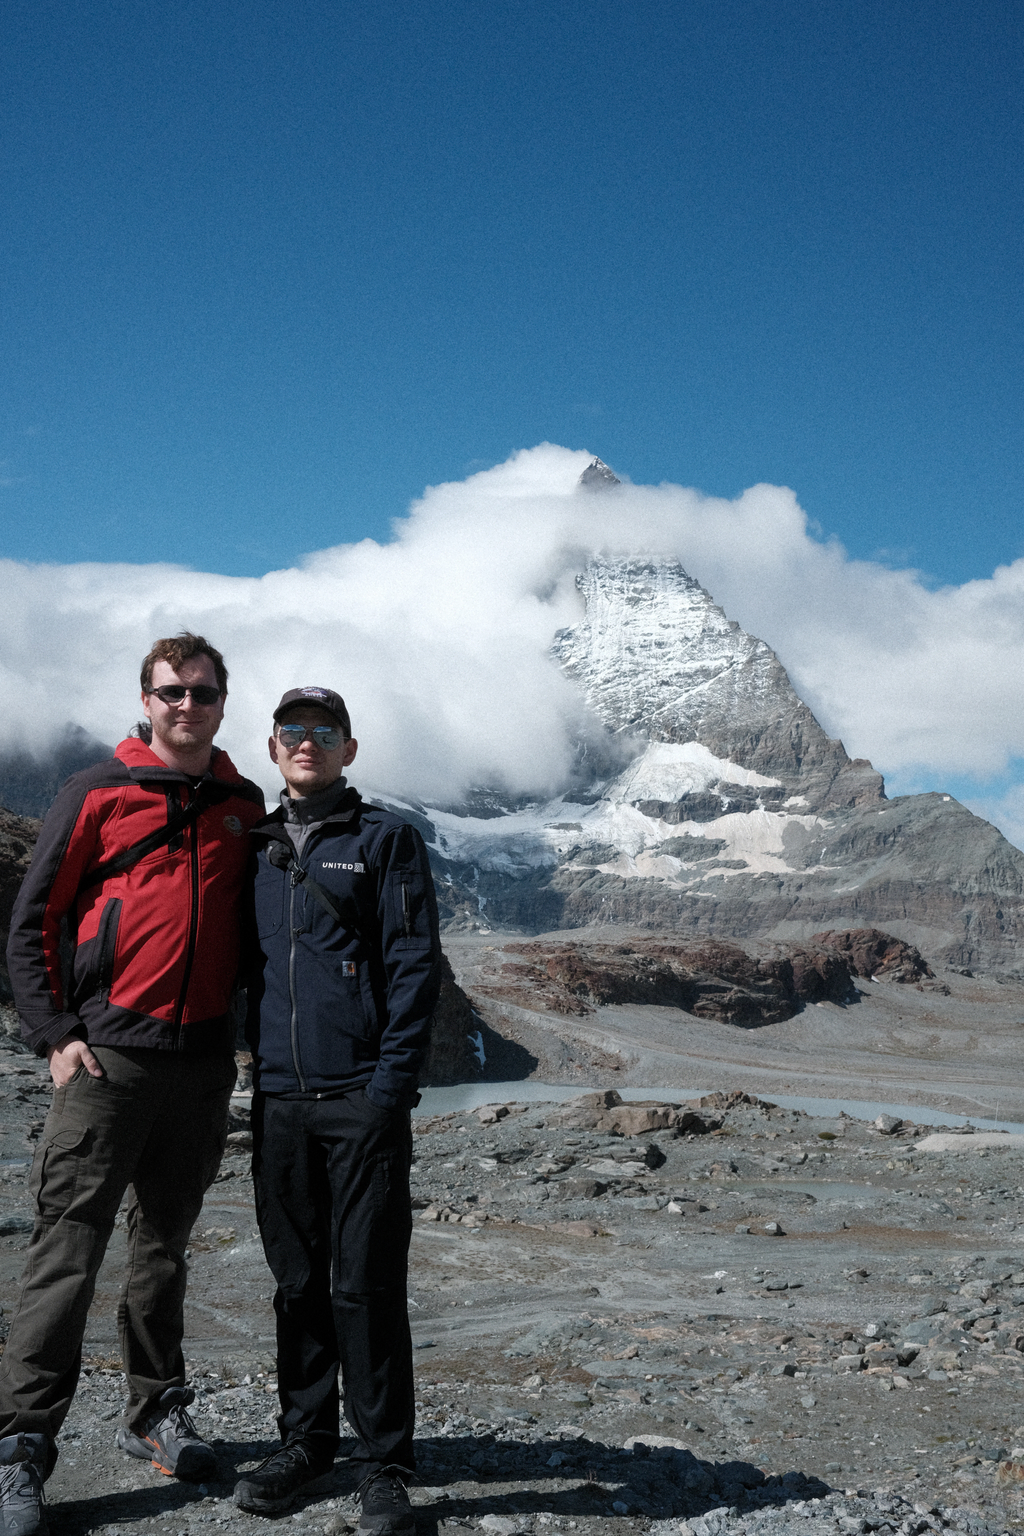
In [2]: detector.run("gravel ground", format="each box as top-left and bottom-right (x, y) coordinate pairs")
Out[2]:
(0, 1037), (1023, 1536)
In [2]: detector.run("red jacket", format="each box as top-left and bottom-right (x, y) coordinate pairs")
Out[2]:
(6, 738), (265, 1055)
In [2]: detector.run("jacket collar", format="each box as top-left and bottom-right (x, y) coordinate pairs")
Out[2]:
(280, 777), (350, 825)
(115, 737), (244, 786)
(250, 784), (362, 841)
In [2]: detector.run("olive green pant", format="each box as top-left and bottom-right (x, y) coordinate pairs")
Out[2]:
(0, 1046), (235, 1467)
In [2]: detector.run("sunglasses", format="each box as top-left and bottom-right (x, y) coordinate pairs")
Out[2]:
(277, 724), (343, 751)
(146, 684), (223, 706)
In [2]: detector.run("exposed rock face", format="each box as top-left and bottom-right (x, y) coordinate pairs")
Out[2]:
(808, 928), (936, 985)
(761, 939), (864, 1007)
(577, 456), (621, 490)
(476, 934), (878, 1027)
(422, 954), (485, 1085)
(483, 790), (1023, 971)
(553, 557), (884, 812)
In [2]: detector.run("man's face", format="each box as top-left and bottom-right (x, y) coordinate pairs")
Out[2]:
(269, 706), (358, 798)
(142, 656), (226, 759)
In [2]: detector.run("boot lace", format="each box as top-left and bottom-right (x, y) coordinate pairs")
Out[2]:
(253, 1441), (314, 1475)
(356, 1466), (412, 1503)
(0, 1460), (43, 1508)
(165, 1398), (203, 1444)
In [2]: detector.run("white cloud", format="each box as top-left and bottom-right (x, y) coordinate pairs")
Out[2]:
(3, 443), (1024, 844)
(964, 786), (1024, 852)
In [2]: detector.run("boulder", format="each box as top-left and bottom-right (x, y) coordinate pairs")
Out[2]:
(559, 1088), (717, 1137)
(809, 927), (935, 984)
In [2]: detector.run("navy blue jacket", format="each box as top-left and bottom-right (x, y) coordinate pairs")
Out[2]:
(247, 787), (441, 1109)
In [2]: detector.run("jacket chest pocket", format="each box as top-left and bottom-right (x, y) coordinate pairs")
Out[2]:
(255, 869), (287, 938)
(71, 897), (122, 1005)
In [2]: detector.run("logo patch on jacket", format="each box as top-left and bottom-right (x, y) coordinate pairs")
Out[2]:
(342, 961), (356, 977)
(321, 861), (365, 873)
(223, 815), (244, 836)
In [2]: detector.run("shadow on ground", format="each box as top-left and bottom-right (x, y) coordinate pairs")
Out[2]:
(475, 1022), (538, 1082)
(50, 1434), (830, 1532)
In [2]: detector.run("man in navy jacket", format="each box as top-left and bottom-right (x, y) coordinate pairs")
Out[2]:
(235, 687), (441, 1536)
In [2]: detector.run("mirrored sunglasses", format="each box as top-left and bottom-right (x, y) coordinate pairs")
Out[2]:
(146, 684), (222, 706)
(277, 724), (343, 751)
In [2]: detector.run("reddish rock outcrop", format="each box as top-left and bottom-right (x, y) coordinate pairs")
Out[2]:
(490, 929), (936, 1026)
(502, 935), (860, 1026)
(769, 945), (858, 1005)
(808, 927), (935, 984)
(541, 939), (797, 1026)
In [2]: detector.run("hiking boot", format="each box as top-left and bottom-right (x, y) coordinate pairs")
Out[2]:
(233, 1440), (334, 1515)
(356, 1469), (414, 1536)
(116, 1387), (216, 1481)
(0, 1434), (48, 1536)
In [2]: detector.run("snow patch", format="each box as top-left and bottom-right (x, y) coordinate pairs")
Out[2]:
(611, 740), (780, 804)
(378, 742), (818, 882)
(697, 808), (820, 874)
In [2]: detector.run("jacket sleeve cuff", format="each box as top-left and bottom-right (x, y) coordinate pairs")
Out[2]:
(366, 1077), (417, 1112)
(24, 1015), (85, 1057)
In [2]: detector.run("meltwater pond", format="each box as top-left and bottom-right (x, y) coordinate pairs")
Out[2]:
(415, 1081), (1024, 1136)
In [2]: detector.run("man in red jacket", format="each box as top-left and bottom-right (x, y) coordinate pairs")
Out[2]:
(0, 633), (264, 1536)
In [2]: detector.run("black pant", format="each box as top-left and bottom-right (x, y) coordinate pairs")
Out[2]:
(251, 1090), (415, 1478)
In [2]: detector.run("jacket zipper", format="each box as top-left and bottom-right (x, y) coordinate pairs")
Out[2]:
(172, 786), (200, 1041)
(97, 898), (122, 997)
(288, 865), (307, 1092)
(401, 880), (412, 938)
(166, 790), (184, 853)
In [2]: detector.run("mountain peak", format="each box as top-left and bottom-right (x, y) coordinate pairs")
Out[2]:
(578, 457), (621, 491)
(553, 555), (883, 812)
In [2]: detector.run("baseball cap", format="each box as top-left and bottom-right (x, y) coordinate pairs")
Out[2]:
(273, 687), (351, 738)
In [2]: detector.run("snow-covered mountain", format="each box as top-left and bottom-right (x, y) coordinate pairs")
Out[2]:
(393, 465), (1024, 973)
(554, 555), (883, 812)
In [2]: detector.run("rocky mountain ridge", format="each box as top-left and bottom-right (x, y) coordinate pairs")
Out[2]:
(0, 725), (111, 819)
(553, 556), (884, 814)
(396, 466), (1024, 973)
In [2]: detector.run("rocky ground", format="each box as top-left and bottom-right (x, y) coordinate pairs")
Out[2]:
(0, 1039), (1022, 1536)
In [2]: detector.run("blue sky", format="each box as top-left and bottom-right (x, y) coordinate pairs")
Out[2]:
(2, 0), (1022, 586)
(5, 1), (1024, 844)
